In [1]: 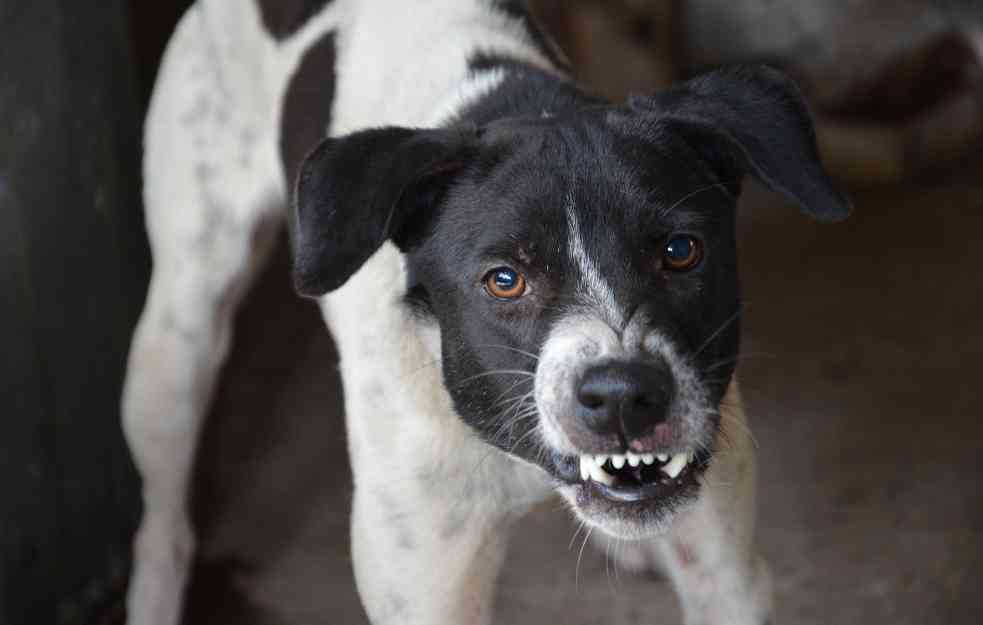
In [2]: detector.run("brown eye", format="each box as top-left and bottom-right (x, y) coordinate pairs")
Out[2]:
(484, 267), (526, 299)
(663, 235), (703, 271)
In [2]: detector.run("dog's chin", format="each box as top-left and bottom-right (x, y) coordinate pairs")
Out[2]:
(549, 450), (711, 540)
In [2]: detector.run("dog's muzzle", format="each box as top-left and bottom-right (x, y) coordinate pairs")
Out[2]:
(534, 315), (716, 535)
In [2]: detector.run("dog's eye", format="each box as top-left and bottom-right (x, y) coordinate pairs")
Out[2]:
(663, 235), (703, 271)
(484, 267), (526, 299)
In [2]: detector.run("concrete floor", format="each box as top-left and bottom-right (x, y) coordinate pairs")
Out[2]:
(184, 161), (983, 625)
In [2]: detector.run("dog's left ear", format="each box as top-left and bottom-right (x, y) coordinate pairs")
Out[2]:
(291, 126), (477, 296)
(628, 65), (851, 222)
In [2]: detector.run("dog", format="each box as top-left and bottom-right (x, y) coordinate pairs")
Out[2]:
(122, 1), (849, 623)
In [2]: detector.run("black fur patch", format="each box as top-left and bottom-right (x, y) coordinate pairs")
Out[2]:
(257, 0), (331, 40)
(280, 31), (336, 201)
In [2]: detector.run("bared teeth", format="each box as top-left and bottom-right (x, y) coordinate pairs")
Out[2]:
(591, 458), (615, 485)
(579, 450), (696, 485)
(579, 455), (614, 485)
(661, 453), (690, 479)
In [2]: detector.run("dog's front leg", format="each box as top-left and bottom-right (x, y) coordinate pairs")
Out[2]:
(344, 398), (546, 625)
(657, 465), (773, 625)
(351, 484), (511, 625)
(657, 386), (773, 625)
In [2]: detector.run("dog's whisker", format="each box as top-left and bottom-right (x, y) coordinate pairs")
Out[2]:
(457, 369), (536, 385)
(505, 423), (539, 455)
(575, 526), (594, 588)
(493, 410), (535, 448)
(489, 378), (535, 409)
(605, 533), (613, 590)
(694, 308), (742, 356)
(492, 391), (537, 417)
(475, 344), (540, 361)
(658, 182), (730, 218)
(568, 519), (587, 551)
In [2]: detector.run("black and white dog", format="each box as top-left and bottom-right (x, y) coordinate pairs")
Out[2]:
(122, 1), (849, 624)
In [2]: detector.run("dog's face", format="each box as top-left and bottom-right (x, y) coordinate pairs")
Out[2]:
(293, 66), (849, 538)
(403, 120), (741, 536)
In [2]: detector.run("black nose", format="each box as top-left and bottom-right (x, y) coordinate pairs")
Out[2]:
(576, 361), (675, 440)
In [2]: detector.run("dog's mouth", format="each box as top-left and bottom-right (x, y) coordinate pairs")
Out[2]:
(573, 450), (707, 501)
(551, 448), (710, 527)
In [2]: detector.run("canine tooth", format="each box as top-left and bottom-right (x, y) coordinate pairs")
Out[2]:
(579, 456), (591, 481)
(611, 454), (626, 469)
(656, 453), (668, 462)
(590, 462), (615, 486)
(594, 454), (609, 467)
(641, 454), (655, 465)
(662, 453), (689, 479)
(627, 453), (641, 467)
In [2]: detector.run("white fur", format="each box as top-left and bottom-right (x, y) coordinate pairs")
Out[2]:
(565, 190), (623, 324)
(124, 1), (769, 624)
(428, 67), (509, 126)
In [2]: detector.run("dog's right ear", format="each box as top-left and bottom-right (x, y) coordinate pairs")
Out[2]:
(291, 126), (478, 297)
(627, 65), (851, 223)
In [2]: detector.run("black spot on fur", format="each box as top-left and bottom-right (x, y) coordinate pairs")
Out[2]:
(257, 0), (331, 41)
(280, 31), (336, 199)
(396, 531), (415, 551)
(441, 506), (470, 540)
(382, 594), (408, 623)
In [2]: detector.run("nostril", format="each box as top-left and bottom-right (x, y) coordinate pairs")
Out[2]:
(577, 384), (608, 410)
(631, 394), (653, 410)
(578, 391), (605, 410)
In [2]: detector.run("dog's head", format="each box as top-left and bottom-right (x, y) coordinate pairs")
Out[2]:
(292, 66), (849, 538)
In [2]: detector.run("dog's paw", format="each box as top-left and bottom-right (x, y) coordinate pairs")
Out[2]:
(125, 519), (195, 625)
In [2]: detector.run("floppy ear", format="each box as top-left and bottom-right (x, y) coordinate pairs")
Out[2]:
(629, 65), (850, 222)
(291, 126), (477, 296)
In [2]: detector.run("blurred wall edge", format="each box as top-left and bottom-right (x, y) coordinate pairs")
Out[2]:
(0, 1), (150, 624)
